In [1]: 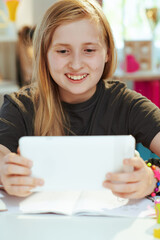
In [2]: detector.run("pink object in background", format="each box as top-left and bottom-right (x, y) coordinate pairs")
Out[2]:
(121, 54), (140, 73)
(120, 55), (160, 108)
(134, 80), (160, 107)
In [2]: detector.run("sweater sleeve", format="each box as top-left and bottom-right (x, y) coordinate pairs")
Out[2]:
(105, 81), (160, 149)
(124, 89), (160, 148)
(0, 93), (34, 153)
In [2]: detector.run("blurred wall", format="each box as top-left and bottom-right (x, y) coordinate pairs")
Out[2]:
(16, 0), (57, 29)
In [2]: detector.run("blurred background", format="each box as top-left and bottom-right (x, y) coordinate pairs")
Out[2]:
(0, 0), (160, 159)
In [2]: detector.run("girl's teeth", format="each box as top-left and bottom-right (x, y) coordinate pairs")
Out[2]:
(67, 74), (87, 80)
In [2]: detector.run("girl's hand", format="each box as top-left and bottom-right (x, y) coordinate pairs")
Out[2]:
(0, 152), (44, 197)
(103, 157), (156, 199)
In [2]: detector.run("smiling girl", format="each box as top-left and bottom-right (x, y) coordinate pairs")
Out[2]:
(47, 18), (108, 103)
(0, 0), (160, 198)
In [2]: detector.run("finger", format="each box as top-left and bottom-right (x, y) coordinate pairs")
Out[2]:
(4, 164), (31, 176)
(8, 176), (44, 187)
(4, 153), (33, 168)
(112, 191), (142, 199)
(103, 181), (140, 193)
(123, 157), (145, 170)
(105, 170), (141, 183)
(6, 185), (33, 197)
(112, 191), (137, 199)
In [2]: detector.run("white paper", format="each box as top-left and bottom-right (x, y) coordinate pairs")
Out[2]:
(20, 191), (81, 215)
(19, 190), (155, 218)
(73, 190), (128, 215)
(102, 198), (155, 218)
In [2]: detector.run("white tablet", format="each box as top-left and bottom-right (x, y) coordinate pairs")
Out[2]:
(19, 135), (135, 191)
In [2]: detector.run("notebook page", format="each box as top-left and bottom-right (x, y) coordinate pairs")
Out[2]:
(73, 190), (155, 218)
(73, 190), (128, 215)
(19, 191), (81, 215)
(102, 198), (155, 218)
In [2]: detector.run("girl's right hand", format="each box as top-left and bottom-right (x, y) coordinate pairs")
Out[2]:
(0, 152), (44, 197)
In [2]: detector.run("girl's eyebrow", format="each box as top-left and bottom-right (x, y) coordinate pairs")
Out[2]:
(53, 43), (70, 47)
(83, 42), (100, 46)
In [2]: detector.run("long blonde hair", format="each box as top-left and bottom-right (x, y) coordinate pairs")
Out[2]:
(32, 0), (117, 136)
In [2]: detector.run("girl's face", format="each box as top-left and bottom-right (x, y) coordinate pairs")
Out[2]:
(47, 18), (108, 103)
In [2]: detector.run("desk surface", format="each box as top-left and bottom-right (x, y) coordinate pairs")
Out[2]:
(0, 190), (158, 240)
(0, 212), (157, 240)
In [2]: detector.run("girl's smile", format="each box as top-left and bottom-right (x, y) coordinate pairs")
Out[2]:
(65, 73), (89, 83)
(47, 18), (108, 104)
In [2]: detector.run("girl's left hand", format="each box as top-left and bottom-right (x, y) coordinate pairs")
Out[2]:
(103, 157), (157, 199)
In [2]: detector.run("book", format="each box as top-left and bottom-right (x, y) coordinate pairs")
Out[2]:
(19, 190), (155, 218)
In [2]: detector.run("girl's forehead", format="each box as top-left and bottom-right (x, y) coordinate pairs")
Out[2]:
(51, 18), (104, 44)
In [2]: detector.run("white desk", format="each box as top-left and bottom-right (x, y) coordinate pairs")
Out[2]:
(0, 213), (157, 240)
(0, 190), (158, 240)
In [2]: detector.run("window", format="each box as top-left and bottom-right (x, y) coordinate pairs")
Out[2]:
(103, 0), (160, 49)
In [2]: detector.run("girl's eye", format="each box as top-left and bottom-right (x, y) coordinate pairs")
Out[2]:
(84, 49), (96, 53)
(57, 50), (69, 54)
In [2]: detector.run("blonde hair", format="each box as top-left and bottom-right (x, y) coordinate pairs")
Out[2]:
(32, 0), (117, 136)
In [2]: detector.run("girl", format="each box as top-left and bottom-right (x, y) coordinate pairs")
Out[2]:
(0, 0), (160, 198)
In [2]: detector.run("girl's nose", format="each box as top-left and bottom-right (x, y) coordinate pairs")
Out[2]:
(68, 52), (83, 70)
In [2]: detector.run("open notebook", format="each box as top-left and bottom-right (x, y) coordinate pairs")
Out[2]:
(19, 135), (135, 191)
(19, 190), (155, 218)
